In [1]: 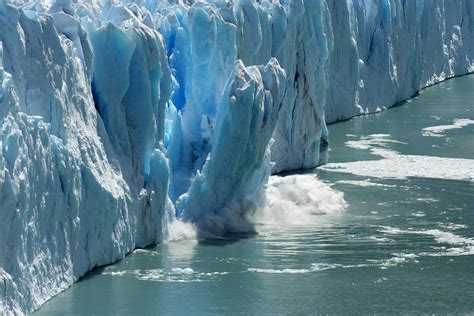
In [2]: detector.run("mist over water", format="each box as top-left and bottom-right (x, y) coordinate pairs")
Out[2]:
(248, 174), (347, 225)
(35, 75), (474, 315)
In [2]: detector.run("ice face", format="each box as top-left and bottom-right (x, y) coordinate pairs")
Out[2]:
(177, 59), (286, 237)
(0, 2), (171, 313)
(0, 0), (473, 313)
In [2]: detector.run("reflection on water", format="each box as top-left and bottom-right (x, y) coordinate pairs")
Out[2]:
(35, 76), (474, 314)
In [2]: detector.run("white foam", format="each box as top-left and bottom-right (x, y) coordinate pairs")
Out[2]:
(249, 175), (347, 225)
(321, 135), (474, 181)
(438, 223), (468, 230)
(368, 236), (393, 243)
(311, 263), (343, 271)
(365, 252), (420, 270)
(422, 118), (474, 137)
(104, 268), (198, 282)
(136, 269), (165, 282)
(171, 268), (194, 275)
(423, 229), (474, 246)
(416, 197), (439, 203)
(380, 226), (474, 256)
(167, 219), (197, 242)
(380, 226), (405, 234)
(247, 257), (422, 273)
(198, 272), (229, 276)
(102, 267), (232, 283)
(248, 268), (313, 274)
(248, 263), (340, 274)
(337, 179), (396, 188)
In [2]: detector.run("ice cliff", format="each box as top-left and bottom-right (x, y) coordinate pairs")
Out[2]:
(1, 0), (473, 313)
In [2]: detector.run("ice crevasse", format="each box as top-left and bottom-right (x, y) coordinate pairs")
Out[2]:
(0, 0), (473, 313)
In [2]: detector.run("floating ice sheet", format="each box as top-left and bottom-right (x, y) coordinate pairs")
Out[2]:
(321, 135), (474, 181)
(422, 118), (474, 137)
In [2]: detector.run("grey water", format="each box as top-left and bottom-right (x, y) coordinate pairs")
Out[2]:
(35, 75), (474, 315)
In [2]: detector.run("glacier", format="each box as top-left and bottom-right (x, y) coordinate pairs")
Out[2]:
(0, 0), (473, 313)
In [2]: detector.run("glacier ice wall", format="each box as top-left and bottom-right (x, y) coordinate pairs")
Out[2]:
(0, 2), (173, 313)
(325, 0), (474, 123)
(0, 0), (473, 313)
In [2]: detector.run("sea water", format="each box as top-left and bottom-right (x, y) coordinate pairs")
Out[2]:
(34, 75), (474, 314)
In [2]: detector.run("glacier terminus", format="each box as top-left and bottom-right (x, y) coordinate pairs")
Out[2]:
(0, 0), (473, 314)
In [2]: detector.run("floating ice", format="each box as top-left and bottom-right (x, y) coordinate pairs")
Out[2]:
(344, 134), (406, 152)
(422, 119), (474, 137)
(102, 267), (230, 283)
(323, 154), (474, 181)
(337, 179), (397, 188)
(321, 135), (474, 181)
(248, 263), (340, 274)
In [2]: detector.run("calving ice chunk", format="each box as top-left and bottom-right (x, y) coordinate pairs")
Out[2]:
(178, 59), (286, 237)
(0, 0), (474, 314)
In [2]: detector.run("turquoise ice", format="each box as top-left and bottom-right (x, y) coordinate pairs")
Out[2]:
(0, 0), (473, 313)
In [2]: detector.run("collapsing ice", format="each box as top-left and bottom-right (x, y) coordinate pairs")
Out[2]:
(0, 0), (474, 314)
